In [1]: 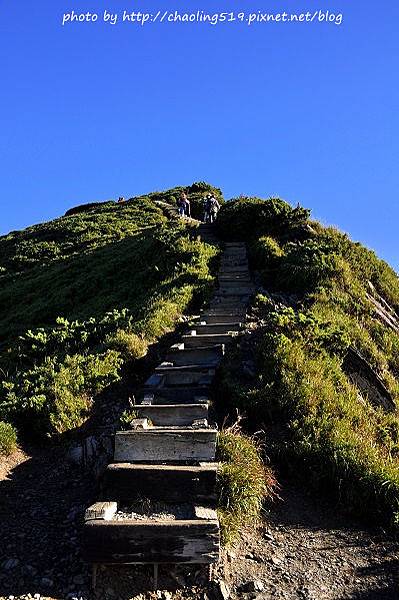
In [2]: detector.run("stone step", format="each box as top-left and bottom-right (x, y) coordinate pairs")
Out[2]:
(165, 345), (224, 366)
(182, 333), (235, 348)
(132, 403), (208, 426)
(83, 503), (220, 564)
(114, 428), (217, 462)
(192, 322), (242, 335)
(102, 463), (217, 503)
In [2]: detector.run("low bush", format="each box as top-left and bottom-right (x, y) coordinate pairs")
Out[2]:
(0, 421), (17, 455)
(105, 330), (148, 360)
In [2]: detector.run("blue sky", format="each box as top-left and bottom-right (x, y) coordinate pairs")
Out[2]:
(0, 0), (398, 270)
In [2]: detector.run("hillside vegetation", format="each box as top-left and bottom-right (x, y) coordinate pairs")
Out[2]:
(217, 196), (399, 525)
(0, 183), (221, 442)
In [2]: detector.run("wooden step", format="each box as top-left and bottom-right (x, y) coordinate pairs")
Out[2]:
(210, 298), (250, 308)
(132, 403), (208, 426)
(218, 275), (251, 283)
(114, 428), (217, 462)
(182, 333), (235, 348)
(192, 322), (242, 335)
(165, 345), (224, 366)
(102, 463), (217, 503)
(202, 313), (246, 324)
(219, 264), (248, 272)
(139, 387), (210, 404)
(218, 286), (254, 295)
(83, 505), (220, 564)
(152, 365), (215, 387)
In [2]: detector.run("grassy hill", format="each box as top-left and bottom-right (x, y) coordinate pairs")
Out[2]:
(2, 186), (399, 531)
(0, 183), (221, 441)
(216, 196), (399, 526)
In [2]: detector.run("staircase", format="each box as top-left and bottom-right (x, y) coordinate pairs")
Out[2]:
(82, 237), (253, 587)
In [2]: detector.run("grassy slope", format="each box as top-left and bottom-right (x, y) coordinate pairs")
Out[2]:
(217, 196), (399, 525)
(0, 187), (220, 441)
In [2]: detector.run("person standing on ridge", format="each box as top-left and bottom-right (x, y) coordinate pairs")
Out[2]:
(181, 192), (191, 217)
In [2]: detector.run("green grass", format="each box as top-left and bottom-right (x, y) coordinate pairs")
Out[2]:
(0, 187), (220, 439)
(0, 421), (17, 455)
(216, 428), (277, 544)
(217, 196), (399, 526)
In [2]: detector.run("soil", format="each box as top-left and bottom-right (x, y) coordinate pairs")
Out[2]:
(1, 449), (398, 600)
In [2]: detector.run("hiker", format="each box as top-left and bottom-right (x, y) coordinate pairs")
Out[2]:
(203, 194), (212, 223)
(209, 195), (220, 223)
(181, 192), (191, 217)
(177, 196), (186, 217)
(117, 196), (125, 203)
(203, 193), (220, 223)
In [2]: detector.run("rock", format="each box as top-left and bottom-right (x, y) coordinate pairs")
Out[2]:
(243, 580), (265, 593)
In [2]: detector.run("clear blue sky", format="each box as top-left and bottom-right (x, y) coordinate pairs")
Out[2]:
(1, 0), (398, 270)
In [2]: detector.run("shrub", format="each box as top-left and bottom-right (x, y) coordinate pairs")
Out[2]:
(217, 428), (277, 544)
(106, 330), (148, 360)
(0, 421), (17, 455)
(217, 196), (310, 242)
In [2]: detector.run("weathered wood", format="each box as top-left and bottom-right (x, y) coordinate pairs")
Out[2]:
(139, 386), (210, 404)
(182, 334), (235, 348)
(102, 463), (217, 503)
(218, 286), (254, 295)
(218, 264), (248, 272)
(193, 323), (242, 335)
(133, 403), (208, 426)
(153, 365), (215, 387)
(114, 428), (217, 462)
(83, 519), (220, 564)
(195, 506), (218, 520)
(85, 502), (118, 521)
(165, 346), (224, 366)
(203, 313), (246, 324)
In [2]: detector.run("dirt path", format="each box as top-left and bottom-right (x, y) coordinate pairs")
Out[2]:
(222, 478), (399, 600)
(2, 447), (397, 600)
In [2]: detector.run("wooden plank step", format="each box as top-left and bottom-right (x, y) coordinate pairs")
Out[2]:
(218, 275), (251, 282)
(219, 265), (248, 273)
(102, 463), (217, 503)
(152, 366), (214, 387)
(114, 428), (217, 462)
(83, 513), (220, 564)
(139, 387), (210, 404)
(202, 313), (246, 324)
(192, 322), (242, 334)
(182, 333), (235, 348)
(132, 403), (208, 426)
(218, 287), (254, 295)
(210, 298), (249, 308)
(165, 345), (224, 366)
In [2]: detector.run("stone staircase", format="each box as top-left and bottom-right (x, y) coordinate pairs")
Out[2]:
(82, 237), (253, 587)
